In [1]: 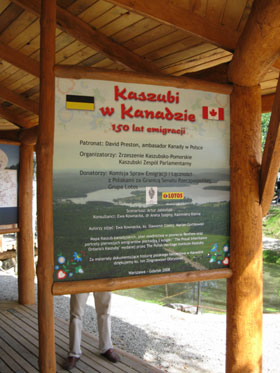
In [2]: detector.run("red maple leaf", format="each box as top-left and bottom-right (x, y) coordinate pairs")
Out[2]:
(210, 109), (217, 117)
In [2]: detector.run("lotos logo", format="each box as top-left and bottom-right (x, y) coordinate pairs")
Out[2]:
(162, 192), (184, 200)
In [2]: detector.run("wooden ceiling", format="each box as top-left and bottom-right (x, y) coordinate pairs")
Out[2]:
(0, 0), (279, 131)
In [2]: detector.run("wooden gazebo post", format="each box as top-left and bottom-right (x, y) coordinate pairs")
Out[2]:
(18, 140), (35, 304)
(36, 0), (56, 371)
(226, 1), (280, 371)
(227, 84), (263, 372)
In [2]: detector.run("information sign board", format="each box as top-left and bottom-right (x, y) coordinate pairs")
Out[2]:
(53, 77), (230, 282)
(0, 143), (19, 228)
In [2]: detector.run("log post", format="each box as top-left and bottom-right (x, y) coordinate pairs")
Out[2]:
(18, 142), (35, 304)
(37, 0), (56, 371)
(226, 85), (263, 373)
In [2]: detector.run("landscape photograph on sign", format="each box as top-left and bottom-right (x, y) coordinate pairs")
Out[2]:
(53, 77), (230, 282)
(0, 143), (19, 227)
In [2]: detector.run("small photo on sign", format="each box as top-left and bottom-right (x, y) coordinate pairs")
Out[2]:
(146, 186), (158, 205)
(66, 95), (95, 111)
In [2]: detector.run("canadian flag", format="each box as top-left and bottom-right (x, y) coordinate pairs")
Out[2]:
(202, 106), (224, 120)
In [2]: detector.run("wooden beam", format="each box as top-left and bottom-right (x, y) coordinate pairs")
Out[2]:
(106, 0), (240, 51)
(228, 0), (280, 86)
(185, 63), (230, 85)
(0, 42), (40, 77)
(261, 78), (280, 216)
(227, 84), (263, 373)
(0, 85), (39, 115)
(0, 106), (34, 128)
(55, 65), (233, 95)
(12, 0), (160, 74)
(0, 228), (20, 234)
(36, 0), (56, 371)
(5, 0), (278, 78)
(0, 130), (20, 142)
(52, 268), (232, 295)
(262, 94), (274, 113)
(272, 57), (280, 71)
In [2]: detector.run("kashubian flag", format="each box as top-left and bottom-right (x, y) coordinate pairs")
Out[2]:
(66, 94), (95, 110)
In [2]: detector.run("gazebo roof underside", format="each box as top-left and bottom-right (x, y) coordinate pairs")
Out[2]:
(0, 0), (278, 131)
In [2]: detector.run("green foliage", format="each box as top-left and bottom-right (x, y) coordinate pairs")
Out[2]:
(263, 207), (280, 239)
(261, 112), (271, 151)
(263, 262), (280, 312)
(263, 249), (280, 264)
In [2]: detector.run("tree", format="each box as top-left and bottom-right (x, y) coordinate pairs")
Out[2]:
(261, 112), (271, 152)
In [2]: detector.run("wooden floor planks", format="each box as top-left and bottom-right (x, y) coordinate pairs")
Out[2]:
(0, 302), (163, 373)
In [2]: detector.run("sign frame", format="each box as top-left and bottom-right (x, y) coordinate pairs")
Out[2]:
(52, 66), (233, 295)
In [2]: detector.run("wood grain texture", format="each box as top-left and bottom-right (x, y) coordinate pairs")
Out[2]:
(227, 84), (263, 373)
(0, 228), (20, 234)
(18, 143), (35, 305)
(107, 0), (240, 50)
(0, 130), (20, 142)
(261, 77), (280, 216)
(0, 106), (34, 128)
(229, 0), (280, 86)
(19, 126), (38, 145)
(52, 268), (232, 295)
(0, 304), (163, 373)
(0, 42), (40, 77)
(12, 0), (161, 74)
(261, 94), (274, 113)
(36, 0), (56, 372)
(55, 64), (233, 94)
(0, 85), (39, 114)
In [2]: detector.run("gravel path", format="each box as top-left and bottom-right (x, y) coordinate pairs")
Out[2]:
(0, 268), (280, 373)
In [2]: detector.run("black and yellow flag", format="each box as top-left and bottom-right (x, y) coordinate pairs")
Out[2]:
(66, 94), (95, 110)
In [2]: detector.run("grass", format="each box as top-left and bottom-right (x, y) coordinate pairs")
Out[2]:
(263, 262), (280, 312)
(263, 207), (280, 239)
(263, 249), (280, 265)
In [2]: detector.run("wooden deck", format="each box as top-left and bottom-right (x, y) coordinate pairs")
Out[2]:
(0, 301), (163, 373)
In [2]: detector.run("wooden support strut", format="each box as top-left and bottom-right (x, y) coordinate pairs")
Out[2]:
(36, 0), (56, 371)
(0, 130), (20, 142)
(0, 42), (40, 78)
(226, 85), (263, 373)
(0, 85), (39, 115)
(18, 142), (35, 305)
(261, 76), (280, 216)
(0, 106), (33, 129)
